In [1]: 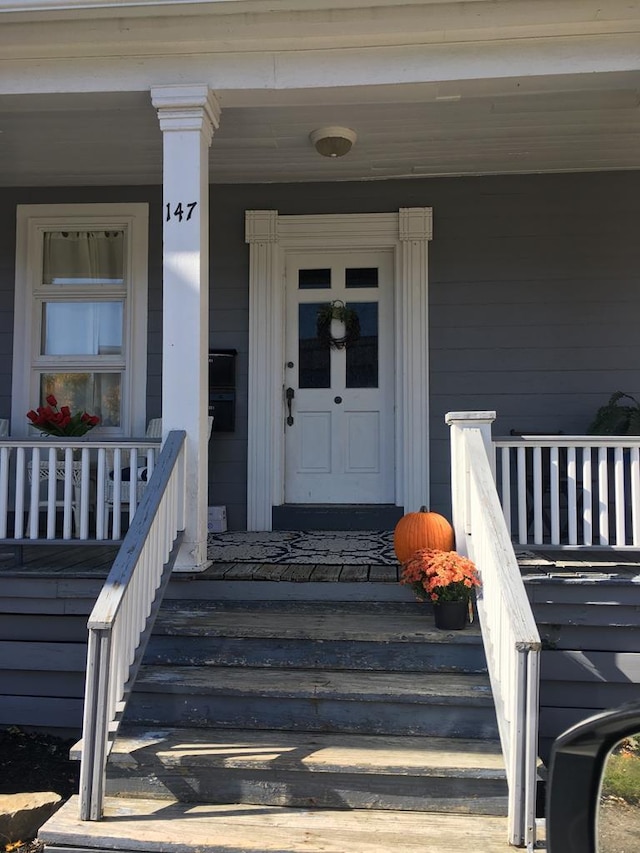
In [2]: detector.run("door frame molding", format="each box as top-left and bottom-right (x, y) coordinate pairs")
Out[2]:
(245, 208), (433, 531)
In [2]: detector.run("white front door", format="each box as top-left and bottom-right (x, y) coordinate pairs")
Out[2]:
(284, 251), (395, 504)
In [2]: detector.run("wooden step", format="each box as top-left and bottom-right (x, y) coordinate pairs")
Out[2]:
(40, 795), (514, 853)
(106, 726), (508, 815)
(147, 601), (486, 673)
(126, 666), (498, 738)
(166, 576), (413, 602)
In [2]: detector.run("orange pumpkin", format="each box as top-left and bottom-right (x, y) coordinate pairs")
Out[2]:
(393, 506), (455, 564)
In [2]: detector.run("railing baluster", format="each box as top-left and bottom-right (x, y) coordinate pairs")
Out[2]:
(111, 448), (122, 541)
(614, 447), (626, 546)
(95, 449), (106, 541)
(598, 446), (609, 545)
(533, 446), (543, 545)
(28, 447), (41, 539)
(46, 447), (57, 539)
(0, 446), (9, 539)
(582, 446), (592, 546)
(549, 446), (560, 545)
(79, 447), (91, 540)
(129, 448), (138, 522)
(14, 447), (26, 540)
(567, 447), (577, 545)
(631, 448), (640, 547)
(62, 446), (74, 540)
(517, 446), (527, 544)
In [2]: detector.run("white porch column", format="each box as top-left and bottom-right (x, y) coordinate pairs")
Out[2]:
(151, 84), (220, 571)
(445, 411), (496, 556)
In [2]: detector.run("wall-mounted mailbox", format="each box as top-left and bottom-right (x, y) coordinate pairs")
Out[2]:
(209, 349), (237, 431)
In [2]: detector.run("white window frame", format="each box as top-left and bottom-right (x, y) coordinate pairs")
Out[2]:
(12, 203), (149, 438)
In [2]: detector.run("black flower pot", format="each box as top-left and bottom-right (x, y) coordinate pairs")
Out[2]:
(432, 599), (469, 630)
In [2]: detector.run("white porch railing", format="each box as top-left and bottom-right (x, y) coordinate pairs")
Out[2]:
(447, 412), (540, 851)
(0, 437), (161, 541)
(495, 435), (640, 548)
(79, 430), (186, 821)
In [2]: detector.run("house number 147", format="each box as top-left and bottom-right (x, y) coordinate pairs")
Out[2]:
(166, 202), (198, 222)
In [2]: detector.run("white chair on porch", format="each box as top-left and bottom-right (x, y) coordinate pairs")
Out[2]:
(104, 418), (163, 523)
(104, 417), (213, 530)
(26, 449), (84, 538)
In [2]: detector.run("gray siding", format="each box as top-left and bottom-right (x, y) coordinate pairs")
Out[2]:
(525, 573), (640, 763)
(0, 573), (104, 734)
(2, 172), (640, 528)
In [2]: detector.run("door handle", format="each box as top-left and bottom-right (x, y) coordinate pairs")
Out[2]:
(285, 387), (295, 426)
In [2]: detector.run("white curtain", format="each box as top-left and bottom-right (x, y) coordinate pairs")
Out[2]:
(43, 230), (124, 286)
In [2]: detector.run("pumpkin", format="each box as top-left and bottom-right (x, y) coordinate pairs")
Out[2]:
(393, 506), (455, 564)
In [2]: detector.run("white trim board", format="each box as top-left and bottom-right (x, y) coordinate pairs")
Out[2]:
(245, 208), (432, 531)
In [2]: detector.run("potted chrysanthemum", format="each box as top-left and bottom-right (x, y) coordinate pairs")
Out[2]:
(400, 548), (480, 630)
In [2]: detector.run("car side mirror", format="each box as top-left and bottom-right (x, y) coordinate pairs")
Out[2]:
(546, 701), (640, 852)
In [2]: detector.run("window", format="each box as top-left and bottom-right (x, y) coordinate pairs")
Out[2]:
(12, 204), (149, 437)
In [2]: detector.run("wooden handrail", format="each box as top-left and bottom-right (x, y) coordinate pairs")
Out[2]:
(78, 430), (186, 821)
(447, 413), (540, 851)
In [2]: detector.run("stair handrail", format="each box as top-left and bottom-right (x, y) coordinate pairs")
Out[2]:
(447, 412), (541, 851)
(78, 429), (187, 821)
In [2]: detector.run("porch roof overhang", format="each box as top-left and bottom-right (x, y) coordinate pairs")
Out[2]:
(0, 0), (639, 186)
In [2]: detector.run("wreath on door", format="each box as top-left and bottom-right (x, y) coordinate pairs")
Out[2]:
(316, 301), (361, 350)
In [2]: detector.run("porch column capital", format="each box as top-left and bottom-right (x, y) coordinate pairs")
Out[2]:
(151, 84), (221, 146)
(445, 411), (497, 427)
(399, 207), (433, 242)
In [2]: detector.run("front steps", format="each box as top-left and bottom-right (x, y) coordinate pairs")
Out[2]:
(107, 727), (507, 813)
(42, 798), (513, 853)
(42, 578), (512, 852)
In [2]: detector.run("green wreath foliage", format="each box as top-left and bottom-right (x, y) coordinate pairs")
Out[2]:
(316, 301), (361, 350)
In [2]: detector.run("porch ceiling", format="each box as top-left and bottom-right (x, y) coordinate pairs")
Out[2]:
(1, 71), (639, 186)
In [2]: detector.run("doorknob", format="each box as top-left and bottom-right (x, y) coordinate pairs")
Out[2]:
(285, 387), (295, 426)
(334, 396), (342, 404)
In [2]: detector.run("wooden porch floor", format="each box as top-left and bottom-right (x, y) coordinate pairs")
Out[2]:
(2, 541), (639, 580)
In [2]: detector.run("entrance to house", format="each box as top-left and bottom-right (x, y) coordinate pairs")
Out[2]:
(246, 208), (432, 532)
(283, 250), (395, 506)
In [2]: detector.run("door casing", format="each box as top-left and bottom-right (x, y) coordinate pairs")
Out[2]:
(245, 209), (433, 531)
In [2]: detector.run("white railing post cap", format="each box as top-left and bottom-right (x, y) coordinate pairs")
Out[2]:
(445, 411), (497, 426)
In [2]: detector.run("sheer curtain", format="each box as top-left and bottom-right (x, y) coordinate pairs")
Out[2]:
(43, 230), (124, 286)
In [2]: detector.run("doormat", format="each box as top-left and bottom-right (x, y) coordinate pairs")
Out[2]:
(207, 530), (397, 565)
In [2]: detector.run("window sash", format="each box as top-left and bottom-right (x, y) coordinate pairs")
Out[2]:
(12, 204), (149, 438)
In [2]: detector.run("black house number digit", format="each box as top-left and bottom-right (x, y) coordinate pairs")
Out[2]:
(166, 201), (198, 222)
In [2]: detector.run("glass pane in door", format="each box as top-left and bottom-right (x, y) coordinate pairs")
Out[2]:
(345, 267), (378, 288)
(346, 302), (378, 388)
(299, 268), (331, 290)
(299, 303), (330, 388)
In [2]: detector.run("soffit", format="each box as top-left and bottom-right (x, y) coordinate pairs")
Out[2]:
(0, 72), (638, 186)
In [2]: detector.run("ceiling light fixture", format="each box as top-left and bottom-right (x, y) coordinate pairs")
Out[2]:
(309, 126), (357, 158)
